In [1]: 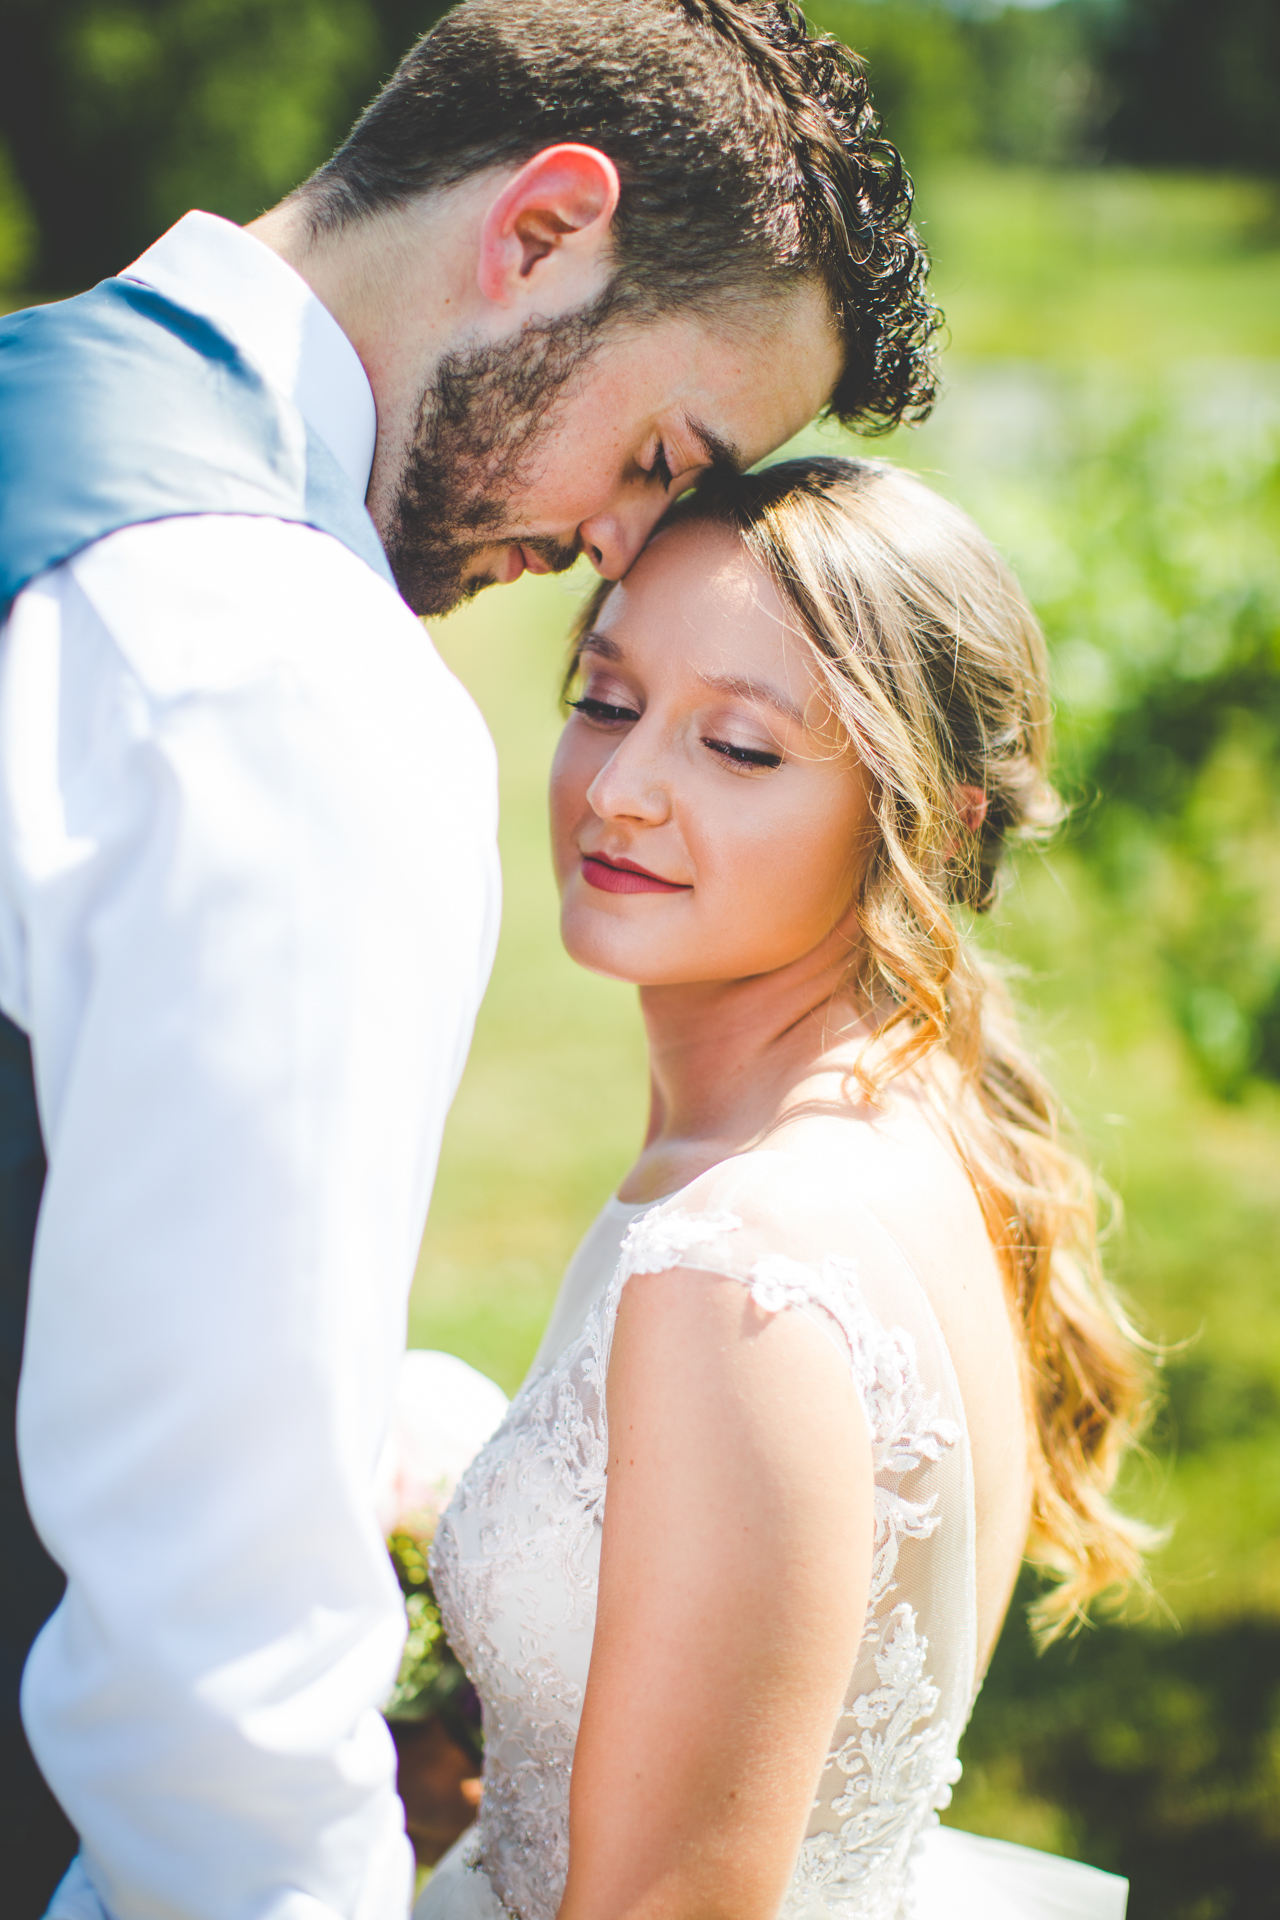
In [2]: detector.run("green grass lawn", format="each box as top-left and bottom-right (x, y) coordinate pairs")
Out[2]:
(916, 166), (1280, 362)
(409, 567), (646, 1389)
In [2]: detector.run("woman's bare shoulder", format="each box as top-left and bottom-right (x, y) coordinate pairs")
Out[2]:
(763, 1077), (1001, 1288)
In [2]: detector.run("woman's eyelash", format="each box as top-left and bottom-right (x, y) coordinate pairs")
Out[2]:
(569, 699), (780, 768)
(569, 696), (640, 725)
(703, 737), (783, 769)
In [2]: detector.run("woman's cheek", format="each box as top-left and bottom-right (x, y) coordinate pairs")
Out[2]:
(733, 790), (856, 951)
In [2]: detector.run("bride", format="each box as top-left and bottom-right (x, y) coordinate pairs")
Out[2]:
(416, 456), (1152, 1920)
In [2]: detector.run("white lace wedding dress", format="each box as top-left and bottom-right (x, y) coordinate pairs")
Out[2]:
(416, 1150), (1127, 1920)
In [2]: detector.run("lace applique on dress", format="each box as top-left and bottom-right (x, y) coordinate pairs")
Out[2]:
(782, 1604), (963, 1920)
(429, 1193), (973, 1920)
(616, 1206), (743, 1281)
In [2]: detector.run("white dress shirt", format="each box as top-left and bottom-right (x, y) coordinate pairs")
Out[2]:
(0, 213), (501, 1920)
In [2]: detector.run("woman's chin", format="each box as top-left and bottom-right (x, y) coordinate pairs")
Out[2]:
(559, 926), (652, 986)
(559, 914), (677, 987)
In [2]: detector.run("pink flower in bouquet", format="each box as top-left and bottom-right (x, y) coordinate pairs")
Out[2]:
(374, 1349), (509, 1540)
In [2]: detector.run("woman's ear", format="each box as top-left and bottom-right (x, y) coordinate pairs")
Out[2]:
(477, 144), (621, 307)
(954, 784), (988, 836)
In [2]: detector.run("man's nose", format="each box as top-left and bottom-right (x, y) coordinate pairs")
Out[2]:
(577, 492), (672, 580)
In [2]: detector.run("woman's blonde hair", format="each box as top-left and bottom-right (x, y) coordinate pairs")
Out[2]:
(574, 455), (1158, 1641)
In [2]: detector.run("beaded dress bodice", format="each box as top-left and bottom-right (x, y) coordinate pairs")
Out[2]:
(428, 1150), (979, 1920)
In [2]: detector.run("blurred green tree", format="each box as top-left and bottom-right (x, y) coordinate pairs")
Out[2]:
(810, 0), (1280, 178)
(1097, 0), (1280, 176)
(808, 0), (1103, 167)
(805, 1), (986, 163)
(0, 0), (449, 289)
(1041, 404), (1280, 1096)
(956, 1572), (1280, 1920)
(3, 0), (1279, 290)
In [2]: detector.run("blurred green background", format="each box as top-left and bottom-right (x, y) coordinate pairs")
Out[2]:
(1, 2), (1277, 1914)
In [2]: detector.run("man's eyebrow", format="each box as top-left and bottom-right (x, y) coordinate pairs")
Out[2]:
(696, 668), (807, 729)
(683, 414), (741, 474)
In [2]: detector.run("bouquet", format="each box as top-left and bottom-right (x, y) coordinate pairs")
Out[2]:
(384, 1518), (482, 1767)
(375, 1350), (509, 1776)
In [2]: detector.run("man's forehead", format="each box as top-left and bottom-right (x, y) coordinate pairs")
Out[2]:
(654, 290), (842, 451)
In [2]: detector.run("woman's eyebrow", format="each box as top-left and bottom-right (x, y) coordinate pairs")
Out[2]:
(696, 668), (807, 729)
(577, 637), (806, 729)
(578, 631), (623, 661)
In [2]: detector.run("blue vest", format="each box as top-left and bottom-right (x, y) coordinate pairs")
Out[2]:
(0, 275), (393, 1911)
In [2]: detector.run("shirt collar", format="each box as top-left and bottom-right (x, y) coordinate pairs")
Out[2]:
(122, 210), (378, 497)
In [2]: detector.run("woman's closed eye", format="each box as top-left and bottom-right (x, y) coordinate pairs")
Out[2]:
(570, 691), (784, 767)
(570, 695), (641, 727)
(702, 735), (783, 771)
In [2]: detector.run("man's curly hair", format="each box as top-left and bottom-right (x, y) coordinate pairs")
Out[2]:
(303, 0), (939, 431)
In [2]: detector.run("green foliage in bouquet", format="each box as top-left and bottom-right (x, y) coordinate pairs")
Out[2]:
(384, 1527), (483, 1768)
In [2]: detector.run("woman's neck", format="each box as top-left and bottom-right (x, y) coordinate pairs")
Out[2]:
(620, 931), (878, 1202)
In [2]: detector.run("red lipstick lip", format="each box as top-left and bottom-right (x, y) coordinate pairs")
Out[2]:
(580, 853), (691, 896)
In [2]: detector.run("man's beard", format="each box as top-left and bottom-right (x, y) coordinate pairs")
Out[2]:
(384, 298), (615, 617)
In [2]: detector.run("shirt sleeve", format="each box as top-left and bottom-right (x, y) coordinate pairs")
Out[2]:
(0, 515), (500, 1920)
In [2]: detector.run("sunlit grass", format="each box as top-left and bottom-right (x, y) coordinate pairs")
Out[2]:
(409, 567), (648, 1393)
(917, 167), (1280, 362)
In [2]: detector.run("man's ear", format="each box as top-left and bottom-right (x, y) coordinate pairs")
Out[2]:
(477, 145), (620, 307)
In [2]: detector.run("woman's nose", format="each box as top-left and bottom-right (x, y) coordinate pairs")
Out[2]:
(585, 730), (670, 824)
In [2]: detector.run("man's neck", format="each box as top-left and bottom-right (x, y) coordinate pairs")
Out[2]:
(246, 186), (483, 526)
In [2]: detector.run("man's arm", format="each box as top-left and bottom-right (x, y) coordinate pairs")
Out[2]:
(0, 514), (498, 1919)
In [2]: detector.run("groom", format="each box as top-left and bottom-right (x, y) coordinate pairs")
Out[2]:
(0, 2), (936, 1914)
